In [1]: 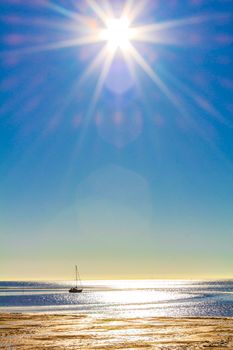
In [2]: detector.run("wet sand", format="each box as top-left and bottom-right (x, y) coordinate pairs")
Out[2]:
(0, 314), (233, 349)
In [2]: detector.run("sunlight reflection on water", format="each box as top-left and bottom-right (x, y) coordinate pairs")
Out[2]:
(1, 280), (233, 317)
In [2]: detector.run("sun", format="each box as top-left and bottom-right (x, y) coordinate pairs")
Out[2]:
(24, 0), (204, 113)
(101, 17), (132, 51)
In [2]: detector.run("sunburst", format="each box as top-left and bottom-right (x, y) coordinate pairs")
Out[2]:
(4, 0), (220, 120)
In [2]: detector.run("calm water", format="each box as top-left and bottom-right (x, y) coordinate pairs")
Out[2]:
(0, 280), (233, 317)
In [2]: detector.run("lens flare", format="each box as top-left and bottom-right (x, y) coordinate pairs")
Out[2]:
(1, 0), (231, 147)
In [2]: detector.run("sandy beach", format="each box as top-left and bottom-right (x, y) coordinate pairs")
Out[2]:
(0, 314), (233, 349)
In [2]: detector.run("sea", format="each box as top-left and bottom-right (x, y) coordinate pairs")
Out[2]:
(0, 280), (233, 318)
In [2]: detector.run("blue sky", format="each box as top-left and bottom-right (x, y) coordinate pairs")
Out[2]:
(1, 0), (233, 280)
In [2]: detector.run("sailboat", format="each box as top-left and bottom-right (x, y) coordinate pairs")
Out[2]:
(69, 265), (83, 293)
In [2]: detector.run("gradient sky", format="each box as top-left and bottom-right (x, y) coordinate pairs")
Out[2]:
(1, 0), (233, 280)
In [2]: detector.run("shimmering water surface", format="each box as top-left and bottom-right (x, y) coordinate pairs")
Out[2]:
(0, 280), (233, 317)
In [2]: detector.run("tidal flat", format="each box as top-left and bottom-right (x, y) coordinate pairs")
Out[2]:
(0, 314), (233, 349)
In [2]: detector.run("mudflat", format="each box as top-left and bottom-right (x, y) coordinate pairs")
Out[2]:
(0, 314), (233, 349)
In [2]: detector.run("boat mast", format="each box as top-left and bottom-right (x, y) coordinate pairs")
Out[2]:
(77, 267), (82, 287)
(75, 265), (78, 288)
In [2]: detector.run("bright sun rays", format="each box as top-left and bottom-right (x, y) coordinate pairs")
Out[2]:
(63, 0), (183, 110)
(21, 0), (190, 106)
(2, 0), (229, 137)
(41, 0), (223, 119)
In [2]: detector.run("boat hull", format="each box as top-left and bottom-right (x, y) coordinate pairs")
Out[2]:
(69, 288), (83, 293)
